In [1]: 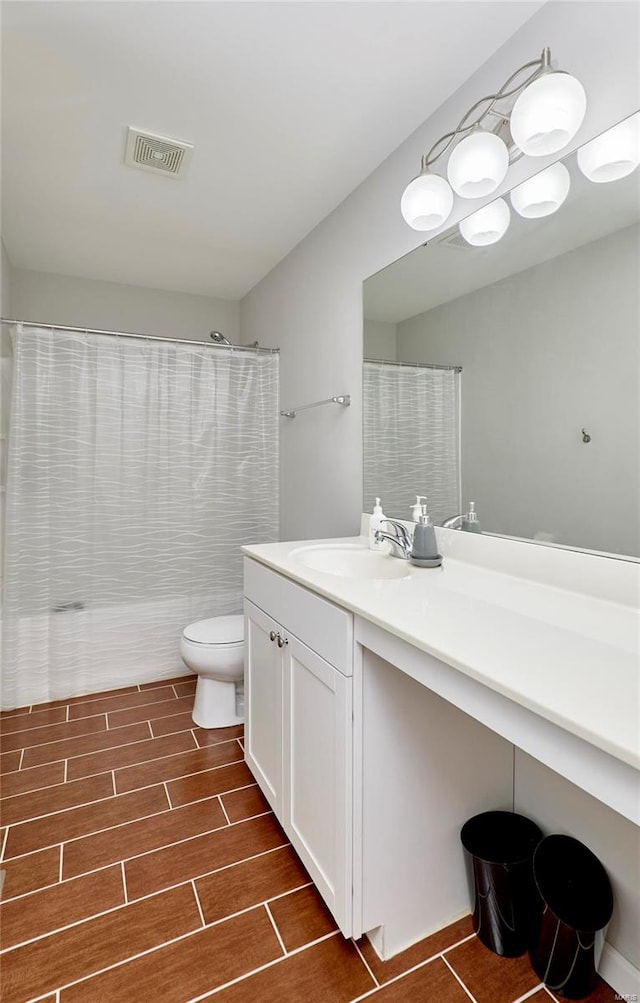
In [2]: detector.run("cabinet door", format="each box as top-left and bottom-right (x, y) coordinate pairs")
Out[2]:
(283, 634), (352, 936)
(244, 600), (283, 816)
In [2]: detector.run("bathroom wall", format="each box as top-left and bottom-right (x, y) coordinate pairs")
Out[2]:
(363, 319), (396, 362)
(396, 224), (640, 557)
(1, 241), (11, 319)
(9, 268), (240, 343)
(514, 750), (640, 978)
(1, 241), (12, 356)
(239, 2), (640, 541)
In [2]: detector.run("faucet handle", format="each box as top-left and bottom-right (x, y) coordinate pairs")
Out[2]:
(380, 518), (411, 544)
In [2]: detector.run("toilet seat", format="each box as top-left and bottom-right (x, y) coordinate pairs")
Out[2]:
(182, 615), (243, 646)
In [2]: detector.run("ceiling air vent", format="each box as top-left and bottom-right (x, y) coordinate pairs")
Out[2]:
(124, 127), (194, 178)
(436, 229), (473, 250)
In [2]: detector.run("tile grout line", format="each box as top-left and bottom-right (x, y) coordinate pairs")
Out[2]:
(263, 901), (288, 956)
(442, 954), (479, 1003)
(121, 860), (128, 905)
(2, 815), (281, 905)
(15, 732), (189, 773)
(13, 730), (151, 768)
(1, 770), (107, 806)
(1, 682), (194, 728)
(59, 843), (64, 883)
(117, 826), (289, 905)
(0, 825), (9, 861)
(163, 780), (173, 809)
(71, 736), (241, 785)
(63, 759), (68, 783)
(191, 878), (206, 927)
(352, 940), (380, 988)
(2, 701), (203, 755)
(440, 931), (477, 955)
(5, 881), (338, 994)
(2, 790), (264, 872)
(3, 716), (125, 753)
(511, 986), (547, 1003)
(65, 705), (70, 723)
(114, 761), (247, 799)
(217, 794), (232, 826)
(18, 748), (25, 770)
(2, 863), (314, 955)
(115, 739), (243, 779)
(111, 770), (116, 796)
(186, 930), (342, 1003)
(2, 783), (160, 831)
(347, 930), (478, 1003)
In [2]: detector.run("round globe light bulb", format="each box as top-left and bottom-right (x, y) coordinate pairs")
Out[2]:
(577, 112), (640, 183)
(400, 171), (454, 231)
(459, 197), (511, 246)
(510, 71), (587, 157)
(510, 161), (571, 218)
(446, 130), (509, 199)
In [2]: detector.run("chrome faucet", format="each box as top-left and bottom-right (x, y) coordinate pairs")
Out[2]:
(441, 513), (464, 530)
(374, 519), (413, 559)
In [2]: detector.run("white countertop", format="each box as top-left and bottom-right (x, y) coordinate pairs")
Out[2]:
(243, 533), (640, 772)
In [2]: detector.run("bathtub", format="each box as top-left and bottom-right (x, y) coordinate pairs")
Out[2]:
(0, 592), (241, 710)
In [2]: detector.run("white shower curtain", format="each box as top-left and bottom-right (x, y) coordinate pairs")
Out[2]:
(2, 325), (279, 709)
(363, 361), (460, 525)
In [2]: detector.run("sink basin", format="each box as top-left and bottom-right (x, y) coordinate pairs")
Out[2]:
(291, 544), (411, 580)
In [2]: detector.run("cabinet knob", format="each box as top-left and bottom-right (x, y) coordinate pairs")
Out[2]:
(277, 634), (288, 648)
(269, 630), (277, 642)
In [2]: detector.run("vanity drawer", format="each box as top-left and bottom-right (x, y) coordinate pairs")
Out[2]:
(243, 558), (353, 675)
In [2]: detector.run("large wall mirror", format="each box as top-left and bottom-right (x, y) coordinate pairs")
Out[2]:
(363, 111), (639, 561)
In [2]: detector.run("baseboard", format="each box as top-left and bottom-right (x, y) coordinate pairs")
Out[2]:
(599, 942), (640, 999)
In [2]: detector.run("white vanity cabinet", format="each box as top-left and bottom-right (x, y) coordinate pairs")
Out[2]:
(244, 558), (354, 935)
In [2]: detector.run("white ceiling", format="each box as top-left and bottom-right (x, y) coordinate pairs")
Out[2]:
(1, 1), (541, 301)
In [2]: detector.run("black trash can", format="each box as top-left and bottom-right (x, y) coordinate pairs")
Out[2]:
(460, 810), (543, 957)
(530, 835), (613, 1000)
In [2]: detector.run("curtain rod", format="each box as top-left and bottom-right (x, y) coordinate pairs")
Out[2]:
(0, 319), (280, 354)
(365, 357), (462, 373)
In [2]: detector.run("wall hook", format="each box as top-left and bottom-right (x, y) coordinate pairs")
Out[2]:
(581, 428), (591, 443)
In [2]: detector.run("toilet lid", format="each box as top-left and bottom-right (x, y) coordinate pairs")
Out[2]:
(183, 615), (244, 645)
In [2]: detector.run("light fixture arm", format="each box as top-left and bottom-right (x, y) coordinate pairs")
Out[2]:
(421, 48), (552, 170)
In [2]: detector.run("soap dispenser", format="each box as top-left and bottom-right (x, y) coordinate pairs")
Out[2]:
(411, 495), (427, 522)
(410, 504), (442, 567)
(462, 502), (482, 533)
(369, 498), (388, 551)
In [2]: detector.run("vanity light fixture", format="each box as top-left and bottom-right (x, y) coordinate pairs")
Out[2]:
(400, 163), (455, 231)
(446, 129), (509, 199)
(577, 111), (640, 183)
(510, 162), (571, 218)
(400, 47), (587, 232)
(509, 53), (587, 157)
(459, 197), (510, 246)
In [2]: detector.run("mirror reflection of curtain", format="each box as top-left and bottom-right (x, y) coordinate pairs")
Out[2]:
(2, 325), (279, 709)
(363, 360), (460, 524)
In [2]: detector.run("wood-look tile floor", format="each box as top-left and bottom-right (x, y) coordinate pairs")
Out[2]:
(0, 679), (618, 1003)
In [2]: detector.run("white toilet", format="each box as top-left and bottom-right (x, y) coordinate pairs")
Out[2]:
(179, 615), (244, 729)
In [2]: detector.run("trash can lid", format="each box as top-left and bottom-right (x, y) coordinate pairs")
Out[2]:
(533, 835), (613, 932)
(460, 811), (542, 865)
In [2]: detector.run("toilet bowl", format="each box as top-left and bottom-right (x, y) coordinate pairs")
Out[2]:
(180, 615), (244, 729)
